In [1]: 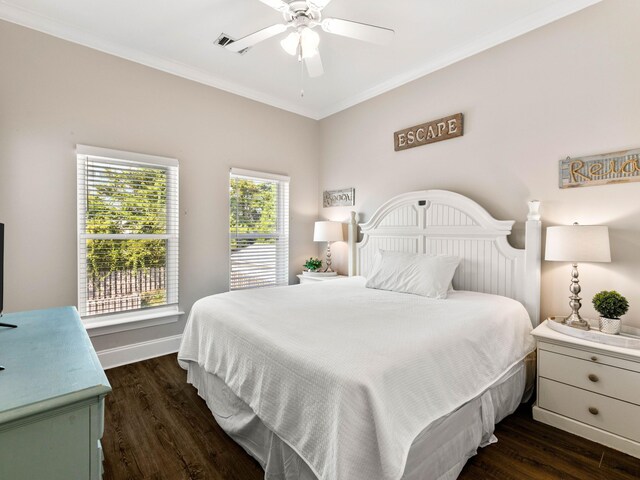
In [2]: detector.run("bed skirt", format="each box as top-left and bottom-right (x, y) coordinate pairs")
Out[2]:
(185, 352), (535, 480)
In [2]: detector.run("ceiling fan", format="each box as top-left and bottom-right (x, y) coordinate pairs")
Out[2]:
(224, 0), (394, 78)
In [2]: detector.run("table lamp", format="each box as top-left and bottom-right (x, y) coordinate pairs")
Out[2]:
(545, 223), (611, 330)
(314, 221), (344, 273)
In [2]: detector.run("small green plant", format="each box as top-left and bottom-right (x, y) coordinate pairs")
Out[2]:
(592, 291), (629, 319)
(304, 257), (322, 272)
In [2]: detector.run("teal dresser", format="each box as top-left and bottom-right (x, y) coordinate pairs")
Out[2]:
(0, 307), (111, 479)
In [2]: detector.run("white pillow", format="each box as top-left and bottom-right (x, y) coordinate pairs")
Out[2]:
(365, 250), (460, 299)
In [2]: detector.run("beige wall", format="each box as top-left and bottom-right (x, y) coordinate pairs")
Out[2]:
(2, 0), (639, 352)
(0, 20), (320, 350)
(319, 0), (640, 328)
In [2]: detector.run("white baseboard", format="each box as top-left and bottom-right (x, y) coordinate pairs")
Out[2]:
(97, 334), (182, 370)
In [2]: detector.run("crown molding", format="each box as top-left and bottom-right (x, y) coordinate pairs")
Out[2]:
(0, 1), (320, 119)
(316, 0), (603, 119)
(0, 0), (601, 121)
(318, 0), (602, 119)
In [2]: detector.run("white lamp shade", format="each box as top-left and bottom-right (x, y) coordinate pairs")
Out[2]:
(313, 221), (344, 242)
(280, 31), (299, 56)
(545, 225), (611, 262)
(300, 27), (320, 51)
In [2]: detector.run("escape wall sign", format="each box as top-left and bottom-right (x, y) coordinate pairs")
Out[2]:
(394, 113), (463, 152)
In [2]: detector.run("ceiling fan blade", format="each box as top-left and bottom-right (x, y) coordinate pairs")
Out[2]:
(225, 24), (288, 52)
(304, 51), (324, 78)
(321, 18), (394, 45)
(308, 0), (333, 10)
(257, 0), (289, 12)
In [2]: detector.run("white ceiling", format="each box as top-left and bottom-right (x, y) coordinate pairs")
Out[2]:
(0, 0), (601, 119)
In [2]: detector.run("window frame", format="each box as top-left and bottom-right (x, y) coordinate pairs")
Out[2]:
(76, 145), (182, 335)
(229, 167), (290, 291)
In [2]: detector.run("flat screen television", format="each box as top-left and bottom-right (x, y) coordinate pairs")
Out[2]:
(0, 223), (16, 327)
(0, 222), (17, 353)
(0, 222), (3, 316)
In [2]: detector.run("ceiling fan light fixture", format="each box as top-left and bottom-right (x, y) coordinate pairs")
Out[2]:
(280, 31), (300, 55)
(300, 27), (320, 51)
(228, 0), (393, 80)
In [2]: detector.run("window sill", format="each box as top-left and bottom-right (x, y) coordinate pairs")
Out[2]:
(83, 306), (185, 337)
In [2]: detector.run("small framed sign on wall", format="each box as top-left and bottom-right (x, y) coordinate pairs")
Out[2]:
(323, 188), (355, 207)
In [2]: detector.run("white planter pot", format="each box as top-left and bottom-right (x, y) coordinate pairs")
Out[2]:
(599, 316), (622, 335)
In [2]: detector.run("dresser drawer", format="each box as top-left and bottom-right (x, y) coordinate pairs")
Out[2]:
(539, 349), (640, 406)
(539, 378), (640, 443)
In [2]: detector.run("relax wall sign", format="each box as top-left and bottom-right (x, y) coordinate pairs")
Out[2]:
(394, 113), (463, 152)
(559, 148), (640, 188)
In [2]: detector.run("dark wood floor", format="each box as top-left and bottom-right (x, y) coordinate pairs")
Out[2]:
(102, 354), (640, 480)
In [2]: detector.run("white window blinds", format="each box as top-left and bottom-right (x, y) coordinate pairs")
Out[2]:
(229, 168), (290, 290)
(77, 145), (179, 317)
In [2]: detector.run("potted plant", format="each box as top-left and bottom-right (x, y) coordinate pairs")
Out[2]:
(303, 257), (323, 273)
(592, 290), (629, 335)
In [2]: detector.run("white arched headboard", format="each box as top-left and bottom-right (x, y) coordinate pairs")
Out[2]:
(346, 190), (542, 325)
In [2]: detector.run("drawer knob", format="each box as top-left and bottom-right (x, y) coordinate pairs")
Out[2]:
(590, 356), (598, 362)
(588, 374), (599, 383)
(588, 407), (599, 415)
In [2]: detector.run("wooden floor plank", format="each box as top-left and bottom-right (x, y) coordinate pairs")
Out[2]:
(102, 354), (640, 479)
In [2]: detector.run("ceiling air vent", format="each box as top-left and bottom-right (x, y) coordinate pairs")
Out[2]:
(215, 33), (250, 55)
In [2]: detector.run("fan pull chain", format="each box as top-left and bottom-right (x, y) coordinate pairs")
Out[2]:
(299, 54), (305, 98)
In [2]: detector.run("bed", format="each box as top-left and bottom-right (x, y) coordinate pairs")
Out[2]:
(178, 190), (542, 480)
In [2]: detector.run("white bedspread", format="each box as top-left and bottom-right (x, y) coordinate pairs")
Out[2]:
(178, 277), (535, 480)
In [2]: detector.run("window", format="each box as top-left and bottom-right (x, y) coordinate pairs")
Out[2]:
(77, 145), (179, 320)
(229, 168), (289, 290)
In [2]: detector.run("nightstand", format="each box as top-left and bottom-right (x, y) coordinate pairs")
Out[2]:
(532, 320), (640, 458)
(297, 274), (347, 285)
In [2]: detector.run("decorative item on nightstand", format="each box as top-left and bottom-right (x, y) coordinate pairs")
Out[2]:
(314, 221), (344, 274)
(545, 223), (611, 330)
(303, 257), (323, 273)
(592, 290), (629, 335)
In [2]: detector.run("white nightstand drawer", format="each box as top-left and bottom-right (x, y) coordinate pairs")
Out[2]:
(539, 341), (640, 374)
(539, 378), (640, 443)
(539, 349), (640, 406)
